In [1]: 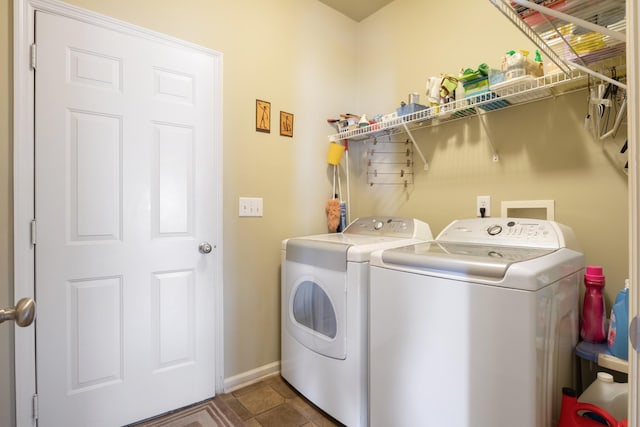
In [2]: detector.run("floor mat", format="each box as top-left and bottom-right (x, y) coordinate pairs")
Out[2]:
(128, 397), (246, 427)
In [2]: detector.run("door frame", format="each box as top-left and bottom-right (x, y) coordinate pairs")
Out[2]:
(13, 1), (225, 425)
(628, 0), (639, 423)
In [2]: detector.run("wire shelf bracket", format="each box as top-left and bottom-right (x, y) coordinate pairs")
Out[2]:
(401, 122), (429, 170)
(476, 109), (500, 162)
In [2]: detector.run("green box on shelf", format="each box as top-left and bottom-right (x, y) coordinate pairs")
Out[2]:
(463, 77), (490, 97)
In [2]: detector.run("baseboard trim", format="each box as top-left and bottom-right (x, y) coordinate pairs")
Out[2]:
(223, 361), (281, 393)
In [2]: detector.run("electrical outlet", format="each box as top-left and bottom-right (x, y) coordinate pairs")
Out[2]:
(477, 195), (491, 217)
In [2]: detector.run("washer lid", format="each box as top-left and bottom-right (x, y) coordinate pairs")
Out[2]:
(381, 241), (556, 279)
(284, 233), (430, 263)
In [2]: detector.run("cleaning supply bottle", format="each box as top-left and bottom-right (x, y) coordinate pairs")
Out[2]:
(581, 266), (607, 343)
(337, 201), (347, 232)
(455, 81), (465, 103)
(559, 387), (627, 427)
(607, 279), (630, 359)
(578, 372), (628, 422)
(534, 49), (544, 76)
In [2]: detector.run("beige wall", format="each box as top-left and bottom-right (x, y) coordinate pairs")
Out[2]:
(0, 0), (629, 425)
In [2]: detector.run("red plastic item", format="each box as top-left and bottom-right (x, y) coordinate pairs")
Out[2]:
(558, 388), (627, 427)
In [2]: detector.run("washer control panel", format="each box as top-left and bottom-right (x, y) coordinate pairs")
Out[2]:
(436, 218), (578, 250)
(345, 216), (431, 239)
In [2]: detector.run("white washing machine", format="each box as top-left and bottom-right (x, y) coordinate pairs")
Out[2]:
(281, 216), (433, 427)
(369, 218), (585, 427)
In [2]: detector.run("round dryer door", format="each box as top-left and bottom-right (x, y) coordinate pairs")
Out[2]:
(292, 280), (338, 339)
(285, 266), (347, 360)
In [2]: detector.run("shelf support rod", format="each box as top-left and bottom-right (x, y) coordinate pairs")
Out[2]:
(510, 0), (626, 42)
(476, 109), (500, 162)
(401, 122), (429, 170)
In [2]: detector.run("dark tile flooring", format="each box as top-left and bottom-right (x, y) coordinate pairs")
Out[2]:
(221, 375), (344, 427)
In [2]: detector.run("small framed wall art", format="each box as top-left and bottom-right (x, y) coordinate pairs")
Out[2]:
(256, 99), (271, 133)
(280, 111), (294, 137)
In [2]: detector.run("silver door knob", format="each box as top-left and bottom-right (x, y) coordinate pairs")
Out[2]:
(199, 242), (213, 254)
(0, 298), (36, 327)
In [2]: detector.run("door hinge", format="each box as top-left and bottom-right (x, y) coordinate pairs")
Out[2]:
(30, 219), (37, 246)
(30, 44), (36, 70)
(32, 393), (38, 420)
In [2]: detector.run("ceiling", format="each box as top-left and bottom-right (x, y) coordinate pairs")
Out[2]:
(317, 0), (395, 22)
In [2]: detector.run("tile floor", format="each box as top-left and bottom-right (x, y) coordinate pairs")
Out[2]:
(220, 375), (344, 427)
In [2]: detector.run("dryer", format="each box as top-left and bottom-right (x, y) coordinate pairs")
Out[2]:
(368, 218), (585, 427)
(281, 216), (433, 427)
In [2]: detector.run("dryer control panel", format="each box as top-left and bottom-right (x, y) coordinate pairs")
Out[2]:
(436, 218), (581, 251)
(345, 216), (432, 239)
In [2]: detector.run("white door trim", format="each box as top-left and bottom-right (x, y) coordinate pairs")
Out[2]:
(13, 1), (224, 425)
(628, 0), (639, 423)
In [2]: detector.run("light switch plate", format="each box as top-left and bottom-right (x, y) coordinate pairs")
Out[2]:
(239, 197), (263, 217)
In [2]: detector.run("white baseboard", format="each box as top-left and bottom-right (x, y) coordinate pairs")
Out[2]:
(223, 361), (281, 393)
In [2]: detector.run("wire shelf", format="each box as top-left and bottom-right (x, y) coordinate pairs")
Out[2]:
(328, 69), (587, 143)
(489, 0), (626, 88)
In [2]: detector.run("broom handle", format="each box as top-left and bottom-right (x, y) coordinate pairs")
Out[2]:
(337, 164), (342, 201)
(346, 149), (350, 223)
(332, 165), (336, 198)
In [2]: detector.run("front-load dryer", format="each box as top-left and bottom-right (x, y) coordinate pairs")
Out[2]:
(369, 218), (585, 427)
(281, 216), (433, 427)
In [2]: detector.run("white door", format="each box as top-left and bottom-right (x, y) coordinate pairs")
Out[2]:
(34, 10), (220, 426)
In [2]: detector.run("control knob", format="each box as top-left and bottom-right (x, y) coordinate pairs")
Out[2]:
(487, 225), (502, 236)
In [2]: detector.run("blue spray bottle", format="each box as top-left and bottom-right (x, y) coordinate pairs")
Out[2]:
(338, 201), (347, 232)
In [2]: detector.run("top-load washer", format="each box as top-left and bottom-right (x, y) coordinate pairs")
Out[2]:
(281, 216), (433, 427)
(368, 218), (585, 427)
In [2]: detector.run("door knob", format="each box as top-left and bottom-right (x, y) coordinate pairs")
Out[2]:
(0, 298), (36, 327)
(199, 242), (213, 254)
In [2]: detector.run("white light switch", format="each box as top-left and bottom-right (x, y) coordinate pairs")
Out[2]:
(239, 197), (263, 217)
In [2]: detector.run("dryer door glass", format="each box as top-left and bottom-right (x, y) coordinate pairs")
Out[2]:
(292, 280), (337, 339)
